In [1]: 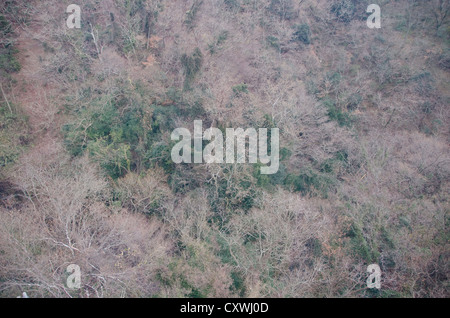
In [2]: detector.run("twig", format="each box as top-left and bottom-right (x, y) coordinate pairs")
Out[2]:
(89, 23), (102, 60)
(0, 83), (13, 114)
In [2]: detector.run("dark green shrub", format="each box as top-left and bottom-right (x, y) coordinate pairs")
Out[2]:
(232, 83), (248, 96)
(87, 139), (131, 179)
(184, 0), (203, 30)
(438, 53), (450, 70)
(331, 0), (356, 23)
(0, 15), (20, 77)
(266, 36), (280, 51)
(346, 93), (362, 111)
(320, 159), (334, 174)
(224, 0), (240, 11)
(320, 150), (349, 175)
(323, 99), (353, 127)
(0, 44), (22, 76)
(325, 71), (342, 89)
(345, 222), (379, 263)
(208, 165), (258, 214)
(145, 141), (174, 173)
(306, 237), (323, 258)
(253, 161), (287, 189)
(0, 111), (29, 169)
(0, 15), (11, 35)
(279, 147), (292, 161)
(123, 0), (146, 17)
(165, 87), (183, 104)
(292, 24), (311, 44)
(208, 31), (228, 54)
(285, 171), (317, 194)
(284, 169), (334, 197)
(181, 48), (203, 90)
(63, 93), (152, 178)
(230, 271), (246, 297)
(253, 163), (271, 188)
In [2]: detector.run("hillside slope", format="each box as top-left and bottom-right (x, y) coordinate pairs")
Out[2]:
(0, 0), (448, 298)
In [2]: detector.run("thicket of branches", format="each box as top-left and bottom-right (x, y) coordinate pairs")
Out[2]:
(0, 0), (448, 297)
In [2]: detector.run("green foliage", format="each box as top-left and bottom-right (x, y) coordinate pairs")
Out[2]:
(232, 83), (248, 96)
(253, 163), (271, 188)
(279, 147), (292, 161)
(438, 53), (450, 70)
(346, 93), (362, 111)
(253, 159), (288, 190)
(320, 150), (349, 174)
(145, 140), (174, 174)
(0, 111), (29, 169)
(224, 0), (240, 11)
(121, 32), (137, 55)
(3, 0), (447, 299)
(208, 31), (228, 54)
(217, 234), (236, 264)
(230, 271), (246, 297)
(377, 289), (404, 298)
(331, 0), (356, 23)
(207, 165), (259, 215)
(266, 35), (280, 51)
(0, 14), (27, 169)
(216, 31), (229, 46)
(345, 222), (379, 263)
(306, 237), (323, 258)
(380, 226), (395, 250)
(0, 15), (20, 78)
(87, 139), (131, 179)
(181, 48), (203, 91)
(1, 1), (31, 25)
(0, 15), (11, 35)
(327, 71), (342, 88)
(284, 168), (335, 197)
(292, 24), (311, 45)
(323, 99), (353, 127)
(63, 79), (208, 180)
(184, 0), (203, 30)
(394, 19), (408, 33)
(165, 87), (183, 104)
(115, 0), (162, 54)
(123, 0), (146, 17)
(63, 88), (152, 178)
(155, 260), (210, 297)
